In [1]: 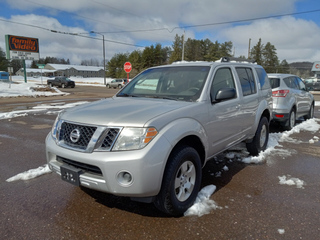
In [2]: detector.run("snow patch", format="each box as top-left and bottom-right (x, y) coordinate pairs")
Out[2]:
(6, 164), (51, 182)
(278, 175), (305, 189)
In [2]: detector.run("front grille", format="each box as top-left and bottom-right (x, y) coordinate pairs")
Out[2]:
(100, 128), (120, 150)
(57, 156), (102, 175)
(60, 122), (97, 150)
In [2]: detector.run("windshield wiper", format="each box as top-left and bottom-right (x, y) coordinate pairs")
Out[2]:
(145, 95), (177, 101)
(118, 93), (139, 97)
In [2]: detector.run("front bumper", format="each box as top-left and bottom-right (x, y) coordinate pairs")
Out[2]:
(45, 132), (171, 197)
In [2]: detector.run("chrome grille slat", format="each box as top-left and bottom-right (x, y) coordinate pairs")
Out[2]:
(100, 128), (120, 150)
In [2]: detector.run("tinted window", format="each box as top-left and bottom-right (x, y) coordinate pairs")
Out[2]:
(284, 77), (299, 89)
(210, 67), (236, 100)
(236, 67), (256, 96)
(256, 68), (270, 90)
(269, 78), (280, 89)
(296, 77), (306, 90)
(118, 66), (210, 102)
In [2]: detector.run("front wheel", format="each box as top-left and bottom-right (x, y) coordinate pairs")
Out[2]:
(246, 117), (269, 156)
(61, 83), (66, 88)
(154, 145), (202, 216)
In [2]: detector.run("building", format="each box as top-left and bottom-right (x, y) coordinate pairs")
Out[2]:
(311, 62), (320, 78)
(16, 63), (105, 78)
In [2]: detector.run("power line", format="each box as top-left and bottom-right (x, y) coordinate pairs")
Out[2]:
(0, 18), (144, 47)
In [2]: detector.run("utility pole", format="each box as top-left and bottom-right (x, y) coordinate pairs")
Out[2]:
(248, 38), (251, 59)
(182, 31), (185, 61)
(91, 31), (106, 85)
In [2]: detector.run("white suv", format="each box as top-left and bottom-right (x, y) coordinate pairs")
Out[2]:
(46, 58), (272, 216)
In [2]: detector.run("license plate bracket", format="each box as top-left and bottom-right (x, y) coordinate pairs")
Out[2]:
(60, 165), (82, 186)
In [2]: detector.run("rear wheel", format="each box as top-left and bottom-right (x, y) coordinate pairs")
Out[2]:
(61, 83), (66, 88)
(106, 84), (111, 88)
(284, 108), (296, 130)
(118, 84), (122, 89)
(154, 145), (202, 216)
(304, 103), (314, 120)
(246, 117), (269, 156)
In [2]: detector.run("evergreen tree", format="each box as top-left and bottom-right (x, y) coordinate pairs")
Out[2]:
(278, 59), (290, 74)
(169, 34), (183, 63)
(218, 41), (233, 59)
(128, 50), (143, 76)
(0, 47), (9, 71)
(263, 42), (279, 73)
(105, 53), (128, 78)
(11, 59), (23, 74)
(250, 38), (264, 65)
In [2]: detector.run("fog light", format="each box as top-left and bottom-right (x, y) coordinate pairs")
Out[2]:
(117, 171), (133, 186)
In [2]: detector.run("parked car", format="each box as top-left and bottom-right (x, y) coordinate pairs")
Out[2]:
(106, 79), (127, 88)
(304, 78), (320, 91)
(46, 58), (272, 216)
(268, 73), (314, 130)
(47, 77), (75, 88)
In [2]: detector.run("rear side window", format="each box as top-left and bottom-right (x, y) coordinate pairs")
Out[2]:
(284, 77), (299, 89)
(236, 67), (256, 96)
(269, 78), (280, 89)
(256, 68), (271, 90)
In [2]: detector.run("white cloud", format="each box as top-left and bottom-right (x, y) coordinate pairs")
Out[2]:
(1, 0), (320, 64)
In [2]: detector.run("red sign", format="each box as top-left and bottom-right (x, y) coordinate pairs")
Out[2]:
(124, 62), (132, 73)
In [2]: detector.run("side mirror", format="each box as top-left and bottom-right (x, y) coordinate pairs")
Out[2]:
(211, 88), (236, 103)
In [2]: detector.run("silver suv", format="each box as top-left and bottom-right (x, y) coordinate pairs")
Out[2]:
(46, 58), (272, 216)
(268, 73), (314, 130)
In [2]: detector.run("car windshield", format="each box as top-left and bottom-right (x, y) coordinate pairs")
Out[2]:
(117, 66), (210, 102)
(269, 77), (280, 89)
(66, 78), (72, 81)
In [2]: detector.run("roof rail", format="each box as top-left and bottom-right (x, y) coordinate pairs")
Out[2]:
(217, 57), (257, 64)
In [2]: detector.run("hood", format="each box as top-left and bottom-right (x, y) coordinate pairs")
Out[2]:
(60, 97), (192, 127)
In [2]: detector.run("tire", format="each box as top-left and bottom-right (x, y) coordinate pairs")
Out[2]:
(154, 145), (202, 216)
(246, 117), (269, 156)
(106, 84), (111, 88)
(284, 108), (296, 130)
(304, 103), (314, 120)
(61, 83), (66, 88)
(49, 83), (53, 88)
(118, 84), (122, 89)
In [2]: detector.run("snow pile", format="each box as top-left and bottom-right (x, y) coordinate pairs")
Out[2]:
(6, 164), (51, 182)
(243, 118), (320, 164)
(184, 185), (221, 217)
(0, 82), (67, 97)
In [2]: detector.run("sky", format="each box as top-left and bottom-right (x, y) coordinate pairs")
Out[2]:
(1, 77), (320, 219)
(1, 0), (320, 65)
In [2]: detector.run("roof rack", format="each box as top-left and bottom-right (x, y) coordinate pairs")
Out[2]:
(217, 56), (257, 64)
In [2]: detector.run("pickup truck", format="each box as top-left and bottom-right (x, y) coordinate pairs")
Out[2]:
(47, 77), (75, 88)
(46, 58), (272, 216)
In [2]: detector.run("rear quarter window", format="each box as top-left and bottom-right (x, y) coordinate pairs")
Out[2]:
(269, 78), (280, 89)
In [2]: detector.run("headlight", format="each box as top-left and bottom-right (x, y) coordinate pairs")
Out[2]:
(112, 127), (158, 151)
(51, 113), (62, 141)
